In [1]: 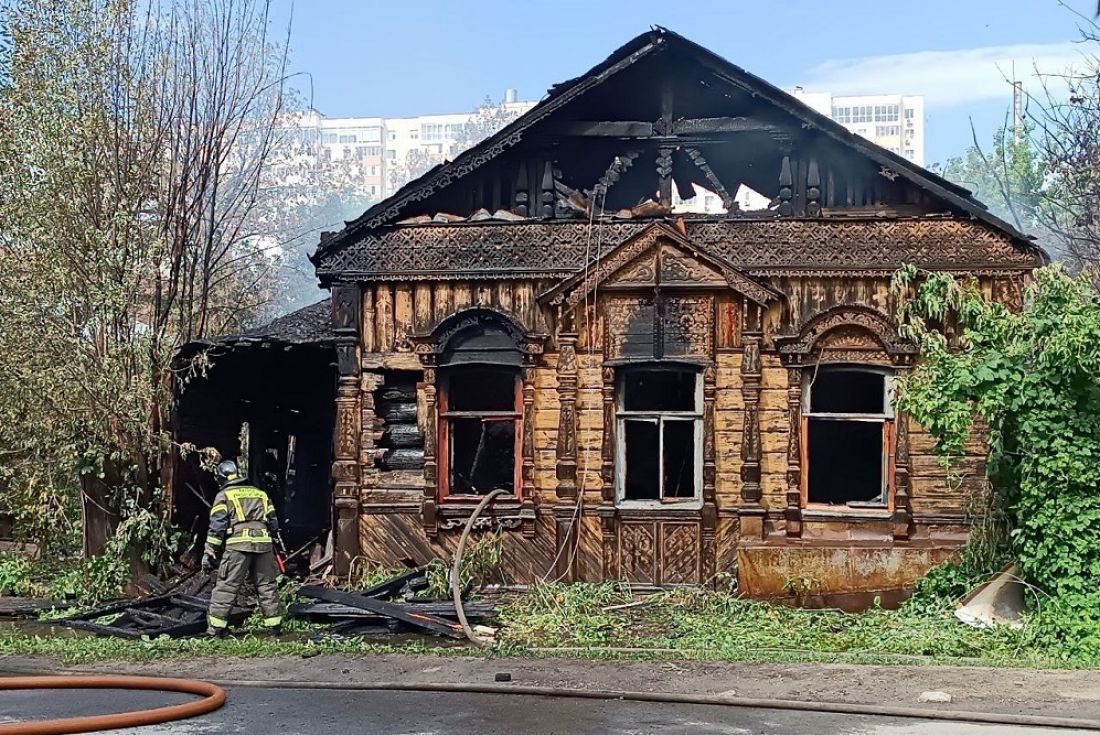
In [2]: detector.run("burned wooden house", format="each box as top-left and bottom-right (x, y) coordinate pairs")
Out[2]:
(175, 29), (1044, 605)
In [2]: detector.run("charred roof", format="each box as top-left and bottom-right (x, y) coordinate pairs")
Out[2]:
(311, 27), (1042, 284)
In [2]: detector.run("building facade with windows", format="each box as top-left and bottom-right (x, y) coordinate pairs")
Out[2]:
(791, 89), (926, 166)
(177, 30), (1041, 606)
(299, 91), (538, 200)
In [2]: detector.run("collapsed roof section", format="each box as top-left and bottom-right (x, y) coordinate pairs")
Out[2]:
(312, 27), (1043, 284)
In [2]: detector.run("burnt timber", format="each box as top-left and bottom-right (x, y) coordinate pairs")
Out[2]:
(176, 28), (1045, 607)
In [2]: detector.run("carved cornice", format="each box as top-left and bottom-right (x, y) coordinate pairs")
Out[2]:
(316, 218), (1042, 282)
(776, 304), (917, 367)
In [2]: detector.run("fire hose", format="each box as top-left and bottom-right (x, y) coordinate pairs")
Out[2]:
(451, 488), (509, 646)
(0, 675), (225, 735)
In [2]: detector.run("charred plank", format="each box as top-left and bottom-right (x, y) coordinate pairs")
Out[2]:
(298, 586), (466, 638)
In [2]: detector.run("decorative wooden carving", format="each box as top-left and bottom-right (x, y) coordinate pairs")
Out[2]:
(514, 160), (529, 217)
(600, 365), (616, 503)
(807, 158), (822, 217)
(784, 367), (803, 537)
(663, 295), (715, 357)
(604, 295), (656, 359)
(409, 307), (545, 536)
(659, 245), (725, 285)
(421, 364), (439, 536)
(540, 161), (555, 218)
(521, 363), (537, 538)
(332, 377), (361, 576)
(662, 524), (701, 584)
(740, 301), (763, 505)
(620, 522), (657, 584)
(893, 386), (913, 540)
(555, 333), (579, 499)
(778, 155), (794, 216)
(685, 147), (735, 211)
(317, 219), (1040, 281)
(657, 146), (674, 207)
(588, 151), (641, 202)
(702, 365), (718, 580)
(550, 223), (776, 310)
(776, 305), (917, 367)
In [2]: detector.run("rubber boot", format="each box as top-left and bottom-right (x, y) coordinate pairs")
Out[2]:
(206, 626), (229, 639)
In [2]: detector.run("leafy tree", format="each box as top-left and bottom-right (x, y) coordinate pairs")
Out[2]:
(894, 264), (1100, 654)
(932, 124), (1045, 236)
(0, 0), (290, 573)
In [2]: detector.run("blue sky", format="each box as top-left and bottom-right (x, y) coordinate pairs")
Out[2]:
(279, 0), (1096, 165)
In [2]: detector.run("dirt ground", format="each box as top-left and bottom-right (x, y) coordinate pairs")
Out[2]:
(3, 652), (1100, 721)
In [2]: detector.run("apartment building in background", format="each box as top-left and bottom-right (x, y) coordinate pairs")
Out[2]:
(298, 89), (537, 199)
(672, 88), (926, 214)
(790, 89), (926, 167)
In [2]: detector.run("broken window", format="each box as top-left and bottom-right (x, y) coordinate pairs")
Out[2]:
(803, 366), (894, 507)
(440, 366), (521, 497)
(616, 366), (701, 504)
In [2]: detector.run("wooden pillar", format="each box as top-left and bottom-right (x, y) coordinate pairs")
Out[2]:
(330, 282), (361, 577)
(554, 333), (579, 580)
(520, 358), (537, 539)
(421, 363), (439, 537)
(599, 364), (617, 578)
(701, 364), (718, 580)
(784, 367), (804, 538)
(739, 299), (766, 539)
(892, 384), (913, 541)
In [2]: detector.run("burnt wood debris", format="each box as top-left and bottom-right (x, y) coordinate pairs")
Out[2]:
(169, 27), (1046, 611)
(49, 568), (496, 640)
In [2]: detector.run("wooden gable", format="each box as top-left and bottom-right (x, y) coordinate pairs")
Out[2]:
(313, 28), (1041, 282)
(541, 222), (777, 309)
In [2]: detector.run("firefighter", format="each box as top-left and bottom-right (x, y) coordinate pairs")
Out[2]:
(202, 459), (283, 637)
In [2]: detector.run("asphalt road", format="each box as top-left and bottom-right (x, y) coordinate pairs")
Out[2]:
(0, 686), (1091, 734)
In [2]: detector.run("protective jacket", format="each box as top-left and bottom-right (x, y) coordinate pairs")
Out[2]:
(204, 482), (279, 557)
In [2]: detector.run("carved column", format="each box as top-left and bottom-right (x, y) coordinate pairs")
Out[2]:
(785, 367), (804, 538)
(331, 282), (361, 577)
(520, 357), (537, 539)
(701, 364), (718, 580)
(554, 333), (579, 580)
(420, 361), (439, 537)
(892, 378), (913, 540)
(599, 364), (617, 578)
(739, 299), (766, 539)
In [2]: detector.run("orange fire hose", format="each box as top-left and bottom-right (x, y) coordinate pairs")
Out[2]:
(0, 675), (225, 735)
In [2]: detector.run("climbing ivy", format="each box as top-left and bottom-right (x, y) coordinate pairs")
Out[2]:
(893, 265), (1100, 653)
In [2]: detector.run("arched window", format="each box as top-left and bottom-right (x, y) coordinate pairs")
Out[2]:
(437, 314), (523, 498)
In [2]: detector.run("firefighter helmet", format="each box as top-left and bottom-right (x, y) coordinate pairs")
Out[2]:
(215, 459), (242, 487)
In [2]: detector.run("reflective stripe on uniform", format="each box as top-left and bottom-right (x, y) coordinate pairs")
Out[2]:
(261, 616), (282, 628)
(210, 503), (228, 515)
(226, 535), (271, 546)
(206, 536), (223, 547)
(208, 614), (229, 629)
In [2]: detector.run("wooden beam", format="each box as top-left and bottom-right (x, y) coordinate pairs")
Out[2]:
(548, 117), (782, 138)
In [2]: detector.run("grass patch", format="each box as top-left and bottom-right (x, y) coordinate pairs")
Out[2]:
(3, 582), (1097, 669)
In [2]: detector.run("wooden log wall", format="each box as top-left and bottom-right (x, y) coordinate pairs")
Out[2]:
(352, 271), (1012, 583)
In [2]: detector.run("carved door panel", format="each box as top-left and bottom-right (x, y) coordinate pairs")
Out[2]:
(617, 520), (702, 584)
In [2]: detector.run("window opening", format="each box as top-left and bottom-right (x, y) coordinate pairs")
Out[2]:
(440, 366), (520, 497)
(616, 367), (702, 505)
(803, 366), (893, 507)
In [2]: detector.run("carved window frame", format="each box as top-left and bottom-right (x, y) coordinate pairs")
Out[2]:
(800, 365), (896, 511)
(410, 307), (546, 536)
(437, 366), (524, 502)
(614, 364), (704, 510)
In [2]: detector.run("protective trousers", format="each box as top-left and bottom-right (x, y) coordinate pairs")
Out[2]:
(207, 548), (282, 630)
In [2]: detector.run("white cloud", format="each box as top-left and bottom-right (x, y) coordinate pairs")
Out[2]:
(802, 42), (1090, 107)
